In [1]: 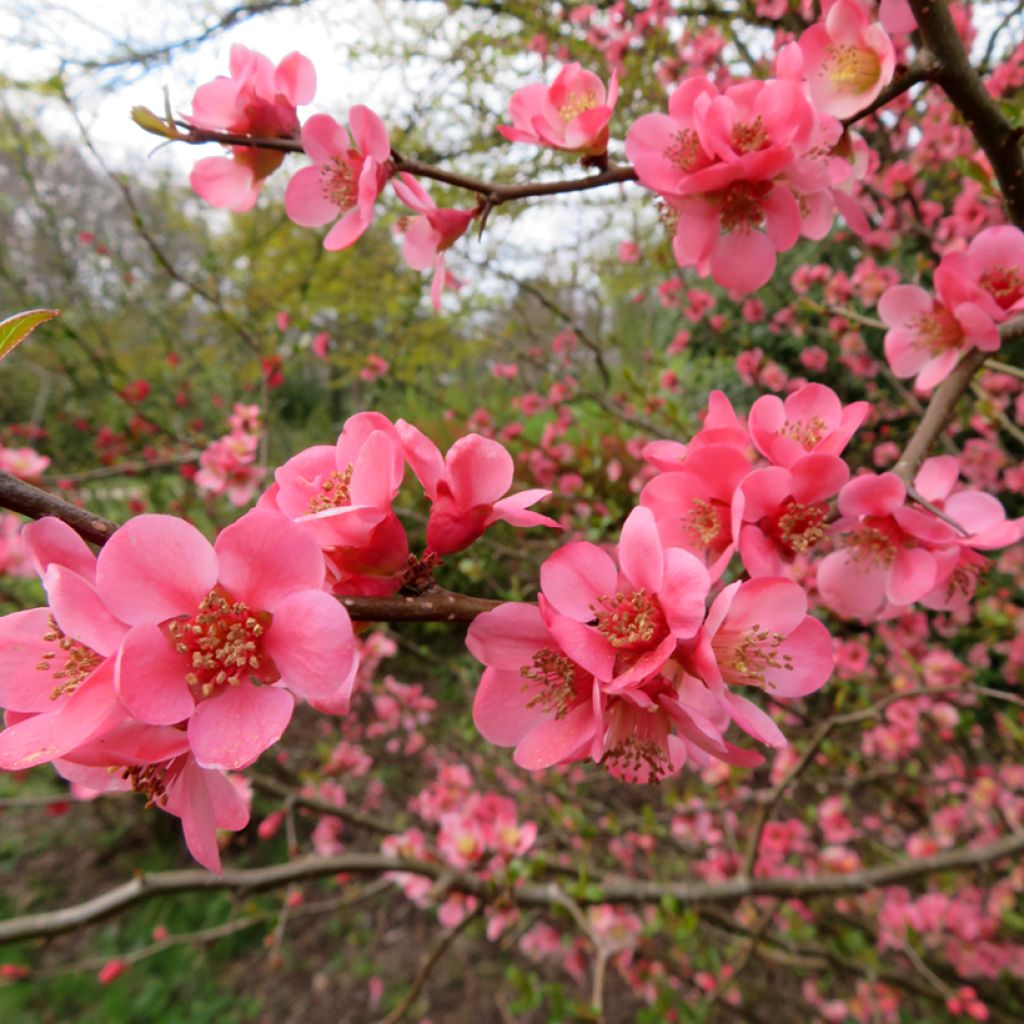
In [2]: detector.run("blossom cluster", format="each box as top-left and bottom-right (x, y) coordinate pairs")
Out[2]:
(194, 402), (265, 506)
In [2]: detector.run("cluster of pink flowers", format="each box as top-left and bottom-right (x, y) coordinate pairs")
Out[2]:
(0, 443), (50, 480)
(878, 225), (1024, 390)
(194, 402), (265, 506)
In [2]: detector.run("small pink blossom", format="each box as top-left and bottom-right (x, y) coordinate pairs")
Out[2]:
(285, 107), (391, 250)
(499, 62), (619, 156)
(396, 423), (558, 556)
(799, 0), (896, 119)
(187, 45), (316, 212)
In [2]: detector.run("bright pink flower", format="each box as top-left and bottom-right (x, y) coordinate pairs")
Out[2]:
(878, 280), (999, 391)
(187, 45), (316, 212)
(195, 431), (263, 507)
(538, 506), (710, 687)
(799, 0), (896, 118)
(285, 107), (391, 250)
(396, 423), (558, 556)
(817, 473), (958, 618)
(939, 225), (1024, 323)
(748, 383), (869, 468)
(391, 174), (477, 310)
(99, 508), (358, 769)
(499, 62), (619, 156)
(685, 576), (834, 745)
(911, 456), (1021, 610)
(640, 445), (752, 578)
(260, 412), (408, 596)
(735, 454), (849, 576)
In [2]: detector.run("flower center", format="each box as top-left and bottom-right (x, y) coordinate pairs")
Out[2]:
(521, 648), (583, 719)
(715, 625), (793, 689)
(664, 128), (704, 172)
(122, 758), (176, 808)
(710, 180), (773, 233)
(307, 466), (354, 514)
(823, 45), (881, 93)
(846, 516), (900, 569)
(909, 306), (963, 354)
(37, 616), (103, 700)
(167, 589), (275, 699)
(979, 265), (1024, 312)
(683, 497), (730, 548)
(602, 700), (672, 783)
(731, 116), (769, 154)
(780, 415), (829, 450)
(559, 90), (597, 122)
(321, 156), (360, 211)
(593, 589), (669, 652)
(765, 497), (829, 557)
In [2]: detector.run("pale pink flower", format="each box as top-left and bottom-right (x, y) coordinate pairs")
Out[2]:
(817, 473), (958, 618)
(285, 107), (391, 250)
(259, 412), (408, 596)
(879, 277), (999, 391)
(391, 174), (477, 310)
(396, 423), (558, 556)
(187, 45), (316, 212)
(195, 431), (263, 507)
(498, 62), (619, 156)
(0, 445), (50, 480)
(100, 508), (358, 769)
(799, 0), (896, 118)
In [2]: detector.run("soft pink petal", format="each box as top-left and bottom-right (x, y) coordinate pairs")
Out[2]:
(0, 608), (64, 712)
(215, 508), (324, 610)
(274, 51), (316, 106)
(617, 506), (664, 594)
(447, 434), (514, 509)
(514, 701), (596, 771)
(540, 542), (617, 620)
(115, 625), (195, 725)
(188, 682), (295, 770)
(263, 589), (357, 703)
(301, 113), (349, 164)
(725, 691), (787, 748)
(466, 602), (551, 669)
(22, 517), (97, 581)
(473, 667), (552, 746)
(44, 566), (127, 656)
(887, 547), (937, 606)
(285, 165), (339, 227)
(190, 157), (260, 213)
(660, 548), (711, 638)
(97, 515), (218, 627)
(349, 105), (390, 161)
(323, 207), (371, 251)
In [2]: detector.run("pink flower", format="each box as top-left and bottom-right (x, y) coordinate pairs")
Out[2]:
(259, 412), (408, 596)
(396, 423), (558, 555)
(878, 278), (999, 391)
(911, 456), (1021, 610)
(187, 45), (316, 212)
(817, 473), (958, 618)
(799, 0), (896, 118)
(735, 454), (849, 576)
(285, 107), (391, 250)
(748, 383), (868, 468)
(391, 174), (477, 310)
(685, 576), (834, 744)
(499, 62), (619, 156)
(626, 75), (829, 294)
(939, 225), (1024, 323)
(0, 445), (50, 480)
(101, 508), (358, 769)
(538, 506), (711, 687)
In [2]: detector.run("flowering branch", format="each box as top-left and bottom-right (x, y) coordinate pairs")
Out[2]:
(4, 828), (1024, 945)
(0, 470), (117, 546)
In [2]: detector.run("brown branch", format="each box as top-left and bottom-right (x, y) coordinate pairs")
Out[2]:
(375, 908), (481, 1024)
(0, 471), (117, 546)
(5, 825), (1024, 945)
(339, 588), (501, 622)
(908, 0), (1024, 226)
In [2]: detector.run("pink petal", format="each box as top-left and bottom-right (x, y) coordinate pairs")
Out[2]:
(887, 547), (937, 606)
(617, 506), (664, 594)
(263, 589), (357, 703)
(837, 473), (905, 517)
(188, 682), (294, 770)
(324, 207), (371, 251)
(724, 691), (787, 748)
(488, 491), (560, 530)
(44, 566), (127, 657)
(115, 625), (195, 725)
(215, 508), (324, 610)
(473, 667), (552, 746)
(395, 419), (445, 497)
(274, 51), (316, 106)
(97, 515), (218, 627)
(190, 157), (260, 213)
(660, 548), (711, 638)
(349, 105), (390, 161)
(0, 608), (64, 712)
(22, 517), (97, 581)
(465, 602), (551, 669)
(769, 616), (834, 696)
(540, 542), (617, 621)
(514, 701), (596, 771)
(285, 165), (338, 227)
(710, 229), (776, 295)
(722, 576), (807, 636)
(301, 113), (349, 165)
(447, 434), (514, 509)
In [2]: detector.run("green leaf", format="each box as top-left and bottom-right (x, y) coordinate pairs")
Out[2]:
(0, 308), (59, 363)
(131, 106), (184, 140)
